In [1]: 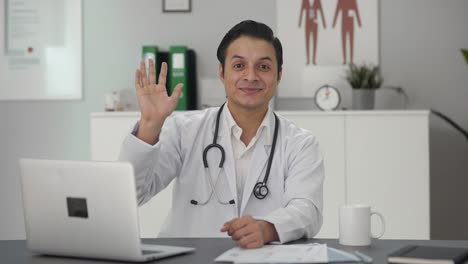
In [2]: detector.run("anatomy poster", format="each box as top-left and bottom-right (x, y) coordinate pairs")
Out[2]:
(0, 0), (82, 100)
(277, 0), (379, 98)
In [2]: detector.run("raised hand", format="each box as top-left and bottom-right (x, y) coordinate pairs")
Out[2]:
(134, 59), (183, 144)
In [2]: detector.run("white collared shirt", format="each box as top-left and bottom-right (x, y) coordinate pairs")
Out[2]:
(223, 103), (271, 215)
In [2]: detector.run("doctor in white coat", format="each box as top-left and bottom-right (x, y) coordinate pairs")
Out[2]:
(119, 20), (324, 249)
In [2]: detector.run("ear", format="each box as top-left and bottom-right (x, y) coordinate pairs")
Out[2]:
(277, 68), (283, 83)
(218, 64), (224, 83)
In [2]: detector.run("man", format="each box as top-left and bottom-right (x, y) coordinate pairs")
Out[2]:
(119, 20), (324, 249)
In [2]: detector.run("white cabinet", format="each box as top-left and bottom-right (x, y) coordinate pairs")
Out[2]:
(278, 112), (346, 240)
(90, 110), (429, 239)
(90, 113), (174, 238)
(344, 113), (430, 239)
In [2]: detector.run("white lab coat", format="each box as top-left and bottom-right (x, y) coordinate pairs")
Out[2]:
(119, 107), (324, 243)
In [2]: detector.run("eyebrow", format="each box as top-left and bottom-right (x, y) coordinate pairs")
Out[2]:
(230, 55), (273, 62)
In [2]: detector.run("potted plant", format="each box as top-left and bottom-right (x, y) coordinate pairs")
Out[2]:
(345, 63), (384, 110)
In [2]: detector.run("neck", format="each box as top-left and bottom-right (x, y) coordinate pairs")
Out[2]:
(227, 102), (269, 145)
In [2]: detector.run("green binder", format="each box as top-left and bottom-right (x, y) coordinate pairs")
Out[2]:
(142, 46), (158, 79)
(169, 46), (189, 110)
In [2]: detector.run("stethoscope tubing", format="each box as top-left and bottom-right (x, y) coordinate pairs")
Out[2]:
(193, 103), (279, 205)
(253, 113), (279, 199)
(203, 104), (226, 168)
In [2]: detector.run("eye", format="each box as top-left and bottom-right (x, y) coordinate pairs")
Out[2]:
(233, 63), (244, 70)
(258, 64), (271, 72)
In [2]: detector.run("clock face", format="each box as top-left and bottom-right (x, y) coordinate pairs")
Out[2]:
(314, 85), (341, 111)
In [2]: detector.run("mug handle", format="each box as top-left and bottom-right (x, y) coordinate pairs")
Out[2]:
(370, 211), (386, 239)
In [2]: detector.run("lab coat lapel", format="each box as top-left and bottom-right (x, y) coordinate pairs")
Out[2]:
(240, 135), (269, 215)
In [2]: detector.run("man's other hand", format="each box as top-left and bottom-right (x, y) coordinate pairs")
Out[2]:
(220, 215), (279, 249)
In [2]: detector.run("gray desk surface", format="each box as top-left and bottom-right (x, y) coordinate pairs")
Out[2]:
(2, 238), (468, 264)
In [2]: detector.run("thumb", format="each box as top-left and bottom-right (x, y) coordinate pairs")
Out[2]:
(170, 83), (184, 103)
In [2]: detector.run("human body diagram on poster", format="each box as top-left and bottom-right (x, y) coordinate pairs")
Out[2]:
(298, 0), (362, 65)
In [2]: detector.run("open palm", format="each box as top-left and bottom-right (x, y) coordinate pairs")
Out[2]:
(135, 59), (183, 123)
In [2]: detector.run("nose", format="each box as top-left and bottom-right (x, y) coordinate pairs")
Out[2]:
(243, 66), (259, 81)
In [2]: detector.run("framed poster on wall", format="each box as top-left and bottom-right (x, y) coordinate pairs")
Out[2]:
(277, 0), (379, 98)
(0, 0), (82, 100)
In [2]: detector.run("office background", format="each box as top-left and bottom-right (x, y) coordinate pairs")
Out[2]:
(1, 0), (467, 240)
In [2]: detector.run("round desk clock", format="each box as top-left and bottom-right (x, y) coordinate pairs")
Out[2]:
(314, 85), (341, 111)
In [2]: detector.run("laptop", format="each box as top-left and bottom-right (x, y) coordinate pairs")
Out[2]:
(18, 158), (195, 262)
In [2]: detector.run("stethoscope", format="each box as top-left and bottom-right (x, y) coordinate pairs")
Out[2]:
(190, 103), (279, 206)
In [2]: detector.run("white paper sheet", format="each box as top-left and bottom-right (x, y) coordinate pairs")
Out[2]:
(215, 243), (328, 263)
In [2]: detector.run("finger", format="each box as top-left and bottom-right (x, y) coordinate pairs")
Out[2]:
(243, 239), (264, 249)
(148, 59), (156, 84)
(220, 218), (236, 232)
(231, 224), (256, 241)
(158, 62), (168, 86)
(225, 218), (241, 235)
(237, 233), (262, 249)
(135, 70), (142, 90)
(229, 216), (253, 232)
(220, 220), (233, 232)
(242, 234), (264, 249)
(170, 83), (184, 103)
(228, 218), (250, 236)
(140, 60), (148, 86)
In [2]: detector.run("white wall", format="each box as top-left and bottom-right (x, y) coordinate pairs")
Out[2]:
(1, 0), (467, 240)
(0, 0), (275, 240)
(380, 0), (468, 239)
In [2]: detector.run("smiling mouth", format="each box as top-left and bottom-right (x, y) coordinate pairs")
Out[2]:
(239, 88), (262, 94)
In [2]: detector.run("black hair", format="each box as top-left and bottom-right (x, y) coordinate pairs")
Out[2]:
(216, 20), (283, 75)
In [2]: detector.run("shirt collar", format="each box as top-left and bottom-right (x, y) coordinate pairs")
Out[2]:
(223, 101), (273, 144)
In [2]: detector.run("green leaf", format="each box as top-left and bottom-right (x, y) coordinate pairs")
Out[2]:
(462, 49), (468, 64)
(345, 63), (383, 89)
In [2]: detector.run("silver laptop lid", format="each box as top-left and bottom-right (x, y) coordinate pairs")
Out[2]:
(19, 159), (143, 260)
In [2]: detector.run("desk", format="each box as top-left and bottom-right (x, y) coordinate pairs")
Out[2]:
(3, 238), (468, 264)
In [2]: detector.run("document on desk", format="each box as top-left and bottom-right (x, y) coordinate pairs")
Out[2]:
(215, 243), (328, 263)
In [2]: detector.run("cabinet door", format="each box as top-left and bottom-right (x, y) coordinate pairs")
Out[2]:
(90, 115), (138, 161)
(282, 113), (346, 238)
(90, 114), (174, 238)
(345, 113), (429, 239)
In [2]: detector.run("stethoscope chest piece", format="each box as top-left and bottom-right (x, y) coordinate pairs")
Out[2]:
(253, 182), (269, 199)
(192, 103), (279, 205)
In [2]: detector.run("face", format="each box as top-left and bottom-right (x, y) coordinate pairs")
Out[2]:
(219, 36), (282, 112)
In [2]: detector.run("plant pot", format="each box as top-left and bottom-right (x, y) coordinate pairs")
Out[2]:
(352, 89), (376, 110)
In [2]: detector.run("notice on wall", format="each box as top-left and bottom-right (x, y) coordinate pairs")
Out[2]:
(0, 0), (82, 100)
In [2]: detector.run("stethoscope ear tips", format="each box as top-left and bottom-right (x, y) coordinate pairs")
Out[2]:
(190, 199), (234, 205)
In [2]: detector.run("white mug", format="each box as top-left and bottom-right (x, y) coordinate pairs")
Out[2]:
(338, 204), (386, 246)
